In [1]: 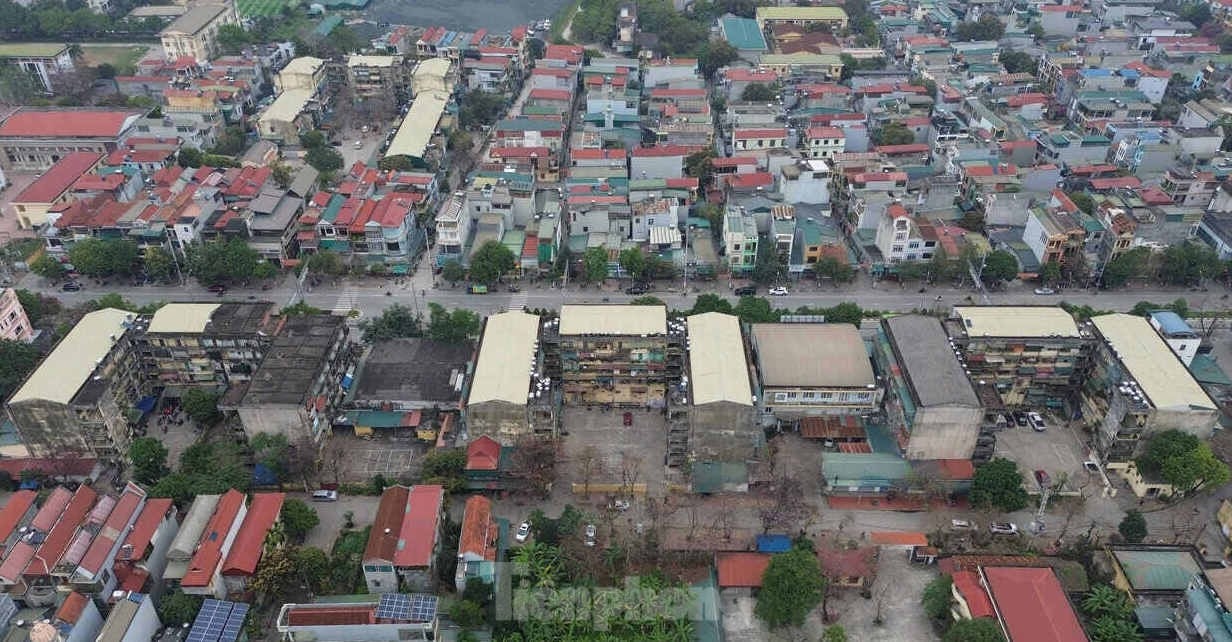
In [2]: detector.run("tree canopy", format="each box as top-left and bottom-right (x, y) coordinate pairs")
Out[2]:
(618, 247), (647, 281)
(1160, 241), (1223, 285)
(740, 83), (776, 102)
(186, 238), (261, 285)
(942, 618), (1006, 642)
(129, 437), (168, 486)
(181, 389), (221, 425)
(999, 50), (1038, 75)
(970, 458), (1029, 512)
(755, 545), (825, 628)
(280, 499), (320, 542)
(426, 303), (481, 343)
(982, 250), (1020, 284)
(30, 254), (66, 281)
(0, 340), (42, 400)
(954, 14), (1005, 41)
(1136, 430), (1230, 495)
(1118, 510), (1147, 543)
(68, 238), (140, 277)
(922, 574), (953, 620)
(458, 89), (506, 129)
(360, 304), (422, 342)
(468, 241), (516, 285)
(582, 246), (609, 283)
(1101, 247), (1150, 288)
(874, 123), (915, 146)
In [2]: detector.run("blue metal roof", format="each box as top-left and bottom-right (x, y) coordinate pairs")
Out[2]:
(1149, 310), (1194, 336)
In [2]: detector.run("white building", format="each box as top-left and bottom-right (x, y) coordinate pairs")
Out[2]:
(779, 159), (832, 206)
(804, 126), (846, 159)
(874, 203), (934, 263)
(1148, 310), (1201, 367)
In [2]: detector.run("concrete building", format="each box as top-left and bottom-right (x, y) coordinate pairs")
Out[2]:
(679, 313), (758, 480)
(946, 306), (1094, 410)
(111, 497), (178, 598)
(9, 151), (104, 229)
(276, 595), (437, 642)
(346, 55), (405, 100)
(139, 302), (277, 391)
(0, 43), (74, 93)
(159, 0), (240, 63)
(6, 308), (143, 459)
(162, 494), (220, 587)
(95, 592), (161, 642)
(544, 305), (681, 407)
(1147, 310), (1200, 367)
(464, 310), (555, 445)
(179, 489), (246, 599)
(348, 338), (472, 413)
(877, 316), (983, 461)
(779, 159), (832, 206)
(0, 108), (142, 172)
(258, 57), (327, 142)
(229, 313), (354, 444)
(0, 288), (34, 343)
(1085, 314), (1219, 463)
(755, 5), (849, 30)
(363, 485), (445, 593)
(723, 207), (759, 275)
(750, 323), (880, 422)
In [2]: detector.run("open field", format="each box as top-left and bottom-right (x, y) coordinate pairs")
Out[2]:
(238, 0), (294, 18)
(78, 44), (148, 75)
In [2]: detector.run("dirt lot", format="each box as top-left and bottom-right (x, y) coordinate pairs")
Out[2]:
(557, 407), (668, 498)
(825, 549), (939, 641)
(330, 431), (428, 482)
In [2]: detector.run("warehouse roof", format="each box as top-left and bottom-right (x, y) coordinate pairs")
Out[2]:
(386, 91), (447, 160)
(259, 88), (314, 126)
(147, 303), (220, 334)
(883, 315), (979, 407)
(10, 308), (131, 405)
(162, 2), (231, 35)
(468, 311), (539, 405)
(687, 313), (752, 406)
(751, 323), (873, 388)
(756, 6), (848, 22)
(1092, 314), (1215, 411)
(953, 306), (1081, 338)
(559, 305), (666, 336)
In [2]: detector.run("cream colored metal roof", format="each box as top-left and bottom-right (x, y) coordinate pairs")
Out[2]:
(751, 323), (874, 388)
(687, 313), (752, 406)
(559, 305), (667, 336)
(386, 91), (448, 160)
(1092, 313), (1215, 411)
(412, 58), (451, 95)
(953, 306), (1081, 338)
(280, 56), (325, 77)
(347, 55), (397, 68)
(147, 303), (220, 334)
(10, 308), (131, 405)
(467, 311), (540, 405)
(259, 88), (313, 125)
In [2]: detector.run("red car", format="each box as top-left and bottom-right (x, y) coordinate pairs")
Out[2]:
(622, 412), (632, 426)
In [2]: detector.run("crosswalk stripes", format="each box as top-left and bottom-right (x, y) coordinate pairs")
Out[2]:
(333, 285), (359, 314)
(509, 291), (529, 310)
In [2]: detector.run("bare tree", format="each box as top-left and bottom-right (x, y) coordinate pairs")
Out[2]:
(577, 445), (602, 497)
(619, 452), (642, 498)
(320, 437), (352, 485)
(759, 476), (806, 533)
(507, 436), (559, 498)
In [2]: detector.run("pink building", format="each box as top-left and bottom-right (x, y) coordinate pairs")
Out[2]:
(0, 289), (33, 342)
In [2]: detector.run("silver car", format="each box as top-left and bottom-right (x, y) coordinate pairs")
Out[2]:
(584, 523), (597, 546)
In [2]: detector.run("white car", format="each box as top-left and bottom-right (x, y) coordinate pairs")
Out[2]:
(584, 523), (597, 546)
(768, 286), (789, 296)
(1027, 412), (1047, 432)
(950, 519), (976, 530)
(515, 521), (531, 543)
(989, 522), (1019, 535)
(610, 499), (630, 511)
(311, 489), (337, 502)
(1033, 287), (1056, 295)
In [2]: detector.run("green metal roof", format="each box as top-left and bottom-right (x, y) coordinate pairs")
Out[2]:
(721, 16), (768, 51)
(692, 461), (748, 493)
(320, 193), (345, 223)
(821, 453), (912, 487)
(1112, 549), (1201, 591)
(1190, 354), (1232, 386)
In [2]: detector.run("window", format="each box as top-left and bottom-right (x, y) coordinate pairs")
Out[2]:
(774, 392), (788, 402)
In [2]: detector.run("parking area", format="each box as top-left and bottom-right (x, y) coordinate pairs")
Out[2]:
(299, 492), (381, 551)
(826, 550), (938, 641)
(557, 407), (669, 498)
(992, 418), (1091, 492)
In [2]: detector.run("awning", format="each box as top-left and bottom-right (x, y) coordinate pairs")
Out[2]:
(389, 264), (409, 275)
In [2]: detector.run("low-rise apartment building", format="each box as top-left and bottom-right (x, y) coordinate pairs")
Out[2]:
(750, 323), (880, 422)
(158, 0), (240, 63)
(364, 485), (445, 593)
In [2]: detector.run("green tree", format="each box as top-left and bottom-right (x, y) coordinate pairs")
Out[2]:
(458, 89), (506, 129)
(299, 130), (327, 149)
(1082, 584), (1134, 621)
(982, 249), (1020, 284)
(216, 23), (252, 55)
(740, 83), (776, 102)
(281, 302), (323, 316)
(684, 149), (716, 187)
(186, 238), (261, 285)
(251, 546), (297, 600)
(306, 250), (347, 276)
(816, 255), (855, 285)
(1040, 260), (1061, 286)
(875, 123), (915, 146)
(270, 160), (293, 189)
(824, 301), (864, 326)
(618, 247), (647, 281)
(1067, 191), (1095, 215)
(446, 130), (473, 152)
(468, 240), (516, 285)
(751, 240), (784, 285)
(448, 600), (487, 628)
(181, 388), (221, 425)
(1090, 616), (1143, 642)
(441, 260), (466, 285)
(250, 432), (290, 482)
(293, 546), (331, 593)
(1161, 443), (1230, 495)
(696, 40), (739, 78)
(144, 247), (176, 282)
(895, 260), (927, 283)
(420, 448), (467, 493)
(1026, 21), (1044, 39)
(158, 591), (203, 627)
(954, 14), (1005, 41)
(68, 238), (139, 277)
(209, 126), (247, 157)
(734, 296), (779, 323)
(970, 457), (1029, 512)
(821, 625), (848, 642)
(305, 146), (344, 173)
(1160, 241), (1223, 285)
(691, 293), (734, 315)
(755, 546), (825, 628)
(999, 50), (1038, 75)
(280, 499), (320, 542)
(629, 295), (666, 306)
(177, 147), (204, 168)
(921, 574), (953, 620)
(129, 436), (168, 486)
(360, 304), (422, 342)
(943, 617), (1006, 642)
(582, 246), (609, 284)
(426, 303), (481, 343)
(1118, 510), (1147, 543)
(15, 289), (58, 324)
(30, 254), (66, 281)
(1101, 247), (1149, 288)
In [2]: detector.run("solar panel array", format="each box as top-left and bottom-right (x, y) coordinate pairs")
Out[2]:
(375, 593), (437, 622)
(186, 599), (249, 642)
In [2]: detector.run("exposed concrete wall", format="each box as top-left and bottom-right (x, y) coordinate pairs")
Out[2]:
(905, 405), (982, 460)
(237, 404), (306, 441)
(8, 400), (88, 457)
(690, 401), (757, 463)
(465, 401), (529, 446)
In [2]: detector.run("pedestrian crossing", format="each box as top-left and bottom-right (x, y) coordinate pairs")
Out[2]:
(509, 291), (529, 310)
(333, 284), (359, 314)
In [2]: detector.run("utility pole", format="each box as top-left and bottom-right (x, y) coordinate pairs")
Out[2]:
(967, 251), (991, 304)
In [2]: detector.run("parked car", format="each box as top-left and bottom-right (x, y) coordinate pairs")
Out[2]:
(311, 489), (338, 502)
(609, 500), (630, 511)
(61, 281), (82, 292)
(950, 519), (976, 530)
(515, 521), (531, 543)
(1034, 470), (1052, 489)
(734, 285), (757, 296)
(207, 284), (227, 293)
(622, 411), (632, 426)
(625, 284), (647, 295)
(467, 284), (488, 294)
(1033, 287), (1056, 295)
(1027, 412), (1047, 432)
(354, 140), (363, 149)
(584, 523), (597, 546)
(1012, 411), (1029, 427)
(768, 286), (789, 296)
(989, 522), (1019, 535)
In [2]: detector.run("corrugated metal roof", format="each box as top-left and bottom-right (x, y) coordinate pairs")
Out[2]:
(10, 308), (130, 405)
(686, 313), (752, 406)
(1093, 314), (1215, 411)
(751, 323), (874, 388)
(147, 303), (220, 334)
(559, 305), (666, 336)
(468, 311), (539, 406)
(954, 306), (1081, 338)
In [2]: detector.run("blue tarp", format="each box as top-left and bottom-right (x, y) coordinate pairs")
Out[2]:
(756, 535), (792, 553)
(135, 396), (157, 414)
(253, 463), (278, 486)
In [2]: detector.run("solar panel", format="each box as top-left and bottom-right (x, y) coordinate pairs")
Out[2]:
(407, 594), (437, 622)
(186, 599), (249, 642)
(375, 593), (410, 620)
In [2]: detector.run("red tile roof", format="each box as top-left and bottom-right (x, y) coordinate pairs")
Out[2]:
(817, 545), (877, 579)
(0, 487), (72, 583)
(1089, 176), (1141, 190)
(26, 485), (99, 577)
(716, 552), (771, 588)
(492, 146), (551, 159)
(56, 591), (90, 625)
(1050, 189), (1080, 213)
(733, 128), (787, 139)
(365, 486), (410, 563)
(932, 459), (976, 480)
(807, 126), (845, 139)
(544, 44), (583, 63)
(117, 498), (173, 563)
(887, 203), (910, 219)
(78, 483), (146, 575)
(0, 491), (37, 554)
(181, 489), (246, 588)
(964, 163), (1018, 178)
(726, 172), (774, 189)
(529, 88), (572, 101)
(868, 531), (928, 546)
(631, 145), (692, 157)
(15, 152), (103, 203)
(571, 148), (622, 160)
(459, 496), (498, 561)
(726, 68), (778, 82)
(711, 156), (758, 168)
(221, 492), (284, 576)
(1006, 93), (1049, 108)
(466, 436), (501, 471)
(393, 485), (443, 567)
(0, 109), (139, 138)
(288, 605), (375, 626)
(984, 567), (1086, 642)
(952, 571), (995, 618)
